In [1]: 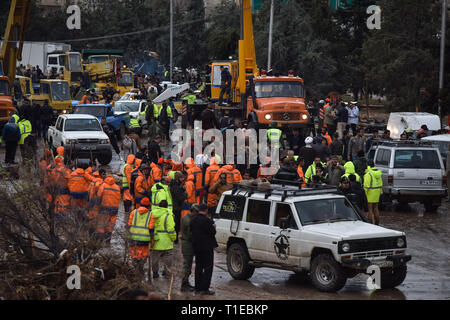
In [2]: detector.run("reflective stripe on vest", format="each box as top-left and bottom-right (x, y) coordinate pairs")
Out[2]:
(129, 118), (140, 128)
(367, 172), (382, 189)
(129, 209), (151, 242)
(122, 163), (131, 188)
(155, 214), (176, 234)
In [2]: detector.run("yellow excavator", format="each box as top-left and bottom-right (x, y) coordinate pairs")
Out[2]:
(0, 0), (32, 125)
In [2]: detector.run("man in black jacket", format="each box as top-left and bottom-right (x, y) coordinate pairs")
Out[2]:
(339, 176), (369, 220)
(191, 203), (218, 295)
(274, 158), (300, 181)
(218, 66), (231, 106)
(147, 135), (162, 165)
(170, 172), (187, 243)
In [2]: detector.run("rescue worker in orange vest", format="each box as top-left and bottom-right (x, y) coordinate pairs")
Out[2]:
(204, 157), (220, 215)
(162, 159), (173, 177)
(257, 157), (278, 181)
(40, 149), (54, 204)
(183, 174), (196, 220)
(150, 160), (162, 185)
(88, 169), (106, 234)
(296, 157), (307, 187)
(97, 174), (121, 242)
(212, 164), (242, 185)
(122, 154), (136, 214)
(52, 158), (72, 215)
(134, 164), (152, 208)
(128, 197), (152, 277)
(55, 146), (65, 162)
(68, 161), (93, 209)
(185, 157), (203, 204)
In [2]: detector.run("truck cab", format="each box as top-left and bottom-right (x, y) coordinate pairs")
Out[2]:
(0, 76), (16, 124)
(246, 72), (310, 129)
(73, 103), (130, 138)
(31, 79), (72, 115)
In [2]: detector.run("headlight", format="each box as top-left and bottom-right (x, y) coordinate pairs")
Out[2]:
(100, 139), (110, 144)
(396, 237), (405, 248)
(265, 114), (272, 120)
(62, 110), (68, 114)
(342, 242), (350, 253)
(302, 114), (308, 120)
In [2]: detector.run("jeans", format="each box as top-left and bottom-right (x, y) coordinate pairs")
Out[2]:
(194, 249), (214, 292)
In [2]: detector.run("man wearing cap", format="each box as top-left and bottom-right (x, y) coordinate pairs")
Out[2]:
(180, 203), (199, 292)
(298, 136), (316, 173)
(128, 197), (152, 278)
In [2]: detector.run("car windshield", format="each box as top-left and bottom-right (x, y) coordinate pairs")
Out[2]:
(51, 82), (70, 101)
(64, 119), (102, 131)
(295, 198), (360, 226)
(394, 149), (441, 169)
(118, 72), (133, 87)
(255, 81), (304, 98)
(74, 106), (105, 118)
(114, 101), (140, 112)
(0, 79), (10, 96)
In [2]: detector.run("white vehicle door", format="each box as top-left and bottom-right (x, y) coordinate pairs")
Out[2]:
(266, 202), (303, 267)
(139, 101), (147, 125)
(374, 147), (390, 188)
(54, 118), (64, 147)
(241, 198), (273, 261)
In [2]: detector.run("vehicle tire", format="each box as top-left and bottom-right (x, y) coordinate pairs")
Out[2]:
(226, 242), (255, 280)
(424, 200), (439, 212)
(310, 253), (347, 292)
(380, 265), (407, 289)
(97, 150), (113, 165)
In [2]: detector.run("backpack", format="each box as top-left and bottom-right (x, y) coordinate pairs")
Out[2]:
(129, 169), (140, 197)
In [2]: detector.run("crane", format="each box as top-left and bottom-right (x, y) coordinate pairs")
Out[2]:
(0, 0), (32, 124)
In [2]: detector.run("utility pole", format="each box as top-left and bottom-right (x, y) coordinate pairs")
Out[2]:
(267, 0), (274, 71)
(170, 0), (173, 83)
(438, 0), (447, 119)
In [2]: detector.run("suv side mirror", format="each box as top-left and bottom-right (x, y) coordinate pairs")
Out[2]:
(279, 217), (289, 230)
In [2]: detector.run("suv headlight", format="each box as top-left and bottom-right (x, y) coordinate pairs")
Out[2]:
(396, 237), (405, 248)
(100, 139), (110, 144)
(341, 242), (350, 253)
(265, 114), (272, 120)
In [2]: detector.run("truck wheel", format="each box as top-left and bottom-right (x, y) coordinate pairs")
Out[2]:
(226, 242), (255, 280)
(380, 265), (407, 289)
(310, 254), (347, 292)
(97, 150), (113, 165)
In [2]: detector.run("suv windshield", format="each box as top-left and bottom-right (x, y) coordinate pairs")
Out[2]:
(0, 79), (10, 96)
(74, 106), (105, 118)
(295, 198), (360, 226)
(51, 82), (71, 101)
(64, 119), (102, 131)
(114, 101), (140, 112)
(255, 81), (304, 98)
(394, 149), (441, 169)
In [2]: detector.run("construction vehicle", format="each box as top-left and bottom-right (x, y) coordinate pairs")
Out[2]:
(0, 0), (32, 126)
(82, 49), (134, 97)
(30, 79), (72, 115)
(13, 75), (33, 102)
(209, 0), (311, 130)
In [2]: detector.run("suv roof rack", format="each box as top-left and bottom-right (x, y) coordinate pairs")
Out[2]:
(231, 181), (339, 202)
(380, 140), (434, 148)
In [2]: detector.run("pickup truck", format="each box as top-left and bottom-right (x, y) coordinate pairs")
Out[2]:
(113, 99), (148, 127)
(72, 103), (130, 139)
(48, 114), (113, 165)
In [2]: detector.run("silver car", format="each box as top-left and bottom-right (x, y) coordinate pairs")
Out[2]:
(374, 141), (447, 212)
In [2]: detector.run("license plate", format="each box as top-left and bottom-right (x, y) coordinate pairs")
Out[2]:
(372, 260), (393, 268)
(420, 180), (439, 185)
(81, 146), (96, 151)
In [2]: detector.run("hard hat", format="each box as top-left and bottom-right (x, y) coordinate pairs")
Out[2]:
(325, 98), (331, 102)
(305, 137), (313, 144)
(319, 100), (325, 104)
(190, 203), (200, 212)
(351, 101), (357, 104)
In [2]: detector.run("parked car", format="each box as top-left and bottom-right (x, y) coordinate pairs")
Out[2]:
(374, 140), (447, 212)
(48, 114), (113, 165)
(215, 182), (411, 292)
(421, 134), (450, 168)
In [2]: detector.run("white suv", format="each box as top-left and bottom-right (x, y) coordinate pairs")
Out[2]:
(214, 182), (411, 292)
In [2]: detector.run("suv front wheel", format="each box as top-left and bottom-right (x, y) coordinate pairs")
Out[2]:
(226, 243), (255, 280)
(310, 254), (347, 292)
(380, 265), (407, 289)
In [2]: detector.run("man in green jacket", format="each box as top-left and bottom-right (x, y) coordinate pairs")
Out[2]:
(180, 204), (199, 292)
(150, 200), (177, 279)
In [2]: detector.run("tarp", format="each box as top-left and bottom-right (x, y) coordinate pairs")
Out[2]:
(153, 83), (190, 104)
(387, 112), (441, 139)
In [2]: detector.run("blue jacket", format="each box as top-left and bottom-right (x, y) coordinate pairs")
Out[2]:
(2, 119), (21, 142)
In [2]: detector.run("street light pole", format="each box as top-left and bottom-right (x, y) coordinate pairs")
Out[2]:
(267, 0), (274, 71)
(438, 0), (447, 119)
(170, 0), (173, 83)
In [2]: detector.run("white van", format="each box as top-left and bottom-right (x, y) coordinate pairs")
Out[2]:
(387, 112), (441, 139)
(421, 134), (450, 167)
